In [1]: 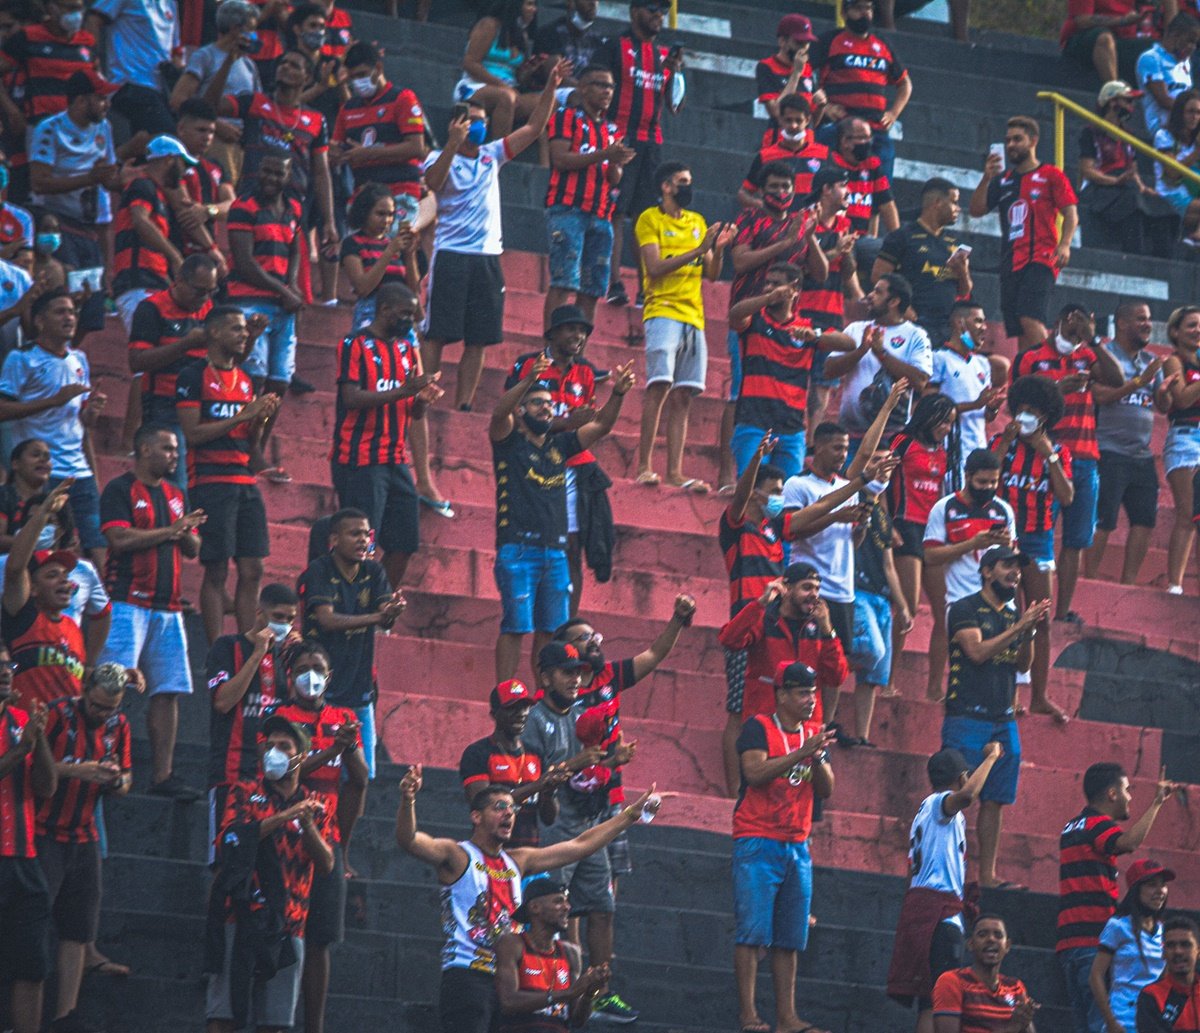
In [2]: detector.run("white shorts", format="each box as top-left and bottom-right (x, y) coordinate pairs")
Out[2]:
(565, 466), (578, 534)
(115, 289), (154, 335)
(99, 602), (194, 696)
(1164, 424), (1200, 475)
(644, 317), (707, 391)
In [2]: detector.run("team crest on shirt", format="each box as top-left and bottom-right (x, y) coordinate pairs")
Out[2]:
(169, 497), (184, 518)
(807, 158), (822, 171)
(358, 587), (370, 607)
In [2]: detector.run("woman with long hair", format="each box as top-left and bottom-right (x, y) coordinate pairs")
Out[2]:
(340, 183), (421, 332)
(455, 0), (545, 137)
(1153, 89), (1200, 244)
(1161, 305), (1200, 593)
(0, 438), (52, 553)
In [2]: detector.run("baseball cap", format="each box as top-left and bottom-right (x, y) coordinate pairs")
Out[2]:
(804, 166), (851, 205)
(146, 134), (200, 166)
(65, 70), (119, 99)
(774, 660), (817, 688)
(512, 879), (567, 923)
(489, 679), (540, 709)
(538, 641), (587, 671)
(1098, 80), (1143, 107)
(777, 14), (817, 43)
(927, 747), (969, 787)
(29, 549), (77, 574)
(574, 700), (617, 745)
(979, 544), (1021, 570)
(783, 561), (821, 584)
(260, 713), (311, 753)
(1125, 858), (1176, 890)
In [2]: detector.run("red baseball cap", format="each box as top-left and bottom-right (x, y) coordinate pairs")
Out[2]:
(1126, 858), (1176, 890)
(490, 679), (541, 709)
(777, 14), (817, 42)
(29, 549), (77, 574)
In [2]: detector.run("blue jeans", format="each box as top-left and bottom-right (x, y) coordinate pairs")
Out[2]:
(731, 423), (806, 481)
(49, 474), (103, 551)
(732, 837), (812, 951)
(241, 300), (298, 385)
(1061, 456), (1099, 550)
(1060, 946), (1104, 1033)
(493, 542), (572, 634)
(851, 589), (893, 686)
(545, 205), (613, 298)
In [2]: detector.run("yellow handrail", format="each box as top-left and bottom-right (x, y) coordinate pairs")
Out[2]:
(1036, 89), (1200, 189)
(669, 0), (676, 30)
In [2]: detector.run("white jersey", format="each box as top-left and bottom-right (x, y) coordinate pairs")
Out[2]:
(424, 139), (511, 255)
(909, 790), (966, 929)
(439, 840), (523, 973)
(931, 347), (992, 475)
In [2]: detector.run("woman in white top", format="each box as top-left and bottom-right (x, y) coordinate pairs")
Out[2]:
(1153, 89), (1200, 243)
(1090, 859), (1174, 1033)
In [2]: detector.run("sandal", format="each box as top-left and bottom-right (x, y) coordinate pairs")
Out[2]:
(259, 467), (293, 485)
(419, 495), (455, 518)
(635, 471), (661, 486)
(671, 477), (711, 494)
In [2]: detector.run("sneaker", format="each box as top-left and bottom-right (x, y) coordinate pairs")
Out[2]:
(1167, 584), (1184, 596)
(49, 1012), (103, 1033)
(289, 376), (317, 396)
(148, 774), (202, 803)
(591, 993), (638, 1024)
(606, 281), (629, 306)
(633, 288), (644, 308)
(1055, 610), (1084, 626)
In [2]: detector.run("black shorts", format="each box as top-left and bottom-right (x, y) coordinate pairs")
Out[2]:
(332, 461), (419, 556)
(0, 855), (52, 982)
(999, 263), (1055, 339)
(306, 843), (347, 947)
(614, 139), (663, 218)
(37, 837), (101, 943)
(1097, 450), (1159, 530)
(191, 482), (271, 565)
(438, 966), (497, 1033)
(824, 598), (855, 652)
(916, 919), (966, 1010)
(893, 517), (926, 560)
(424, 250), (505, 346)
(111, 83), (177, 136)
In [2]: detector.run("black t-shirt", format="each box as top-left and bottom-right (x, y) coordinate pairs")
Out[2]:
(855, 499), (893, 598)
(945, 590), (1020, 721)
(492, 428), (583, 549)
(876, 220), (963, 346)
(296, 553), (392, 708)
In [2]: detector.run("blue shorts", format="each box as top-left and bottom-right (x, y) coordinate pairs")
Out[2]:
(1060, 456), (1099, 550)
(99, 602), (194, 696)
(241, 300), (298, 385)
(851, 589), (893, 687)
(731, 423), (806, 482)
(1017, 528), (1056, 572)
(732, 837), (812, 951)
(727, 329), (742, 402)
(50, 474), (103, 552)
(545, 206), (613, 299)
(493, 543), (571, 634)
(941, 715), (1021, 804)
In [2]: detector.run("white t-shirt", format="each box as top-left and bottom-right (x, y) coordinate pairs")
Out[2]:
(91, 0), (179, 89)
(28, 112), (116, 225)
(1099, 914), (1164, 1030)
(424, 139), (511, 255)
(931, 347), (992, 469)
(923, 491), (1017, 604)
(782, 469), (856, 603)
(1137, 42), (1193, 137)
(0, 554), (109, 623)
(0, 343), (92, 479)
(837, 319), (933, 433)
(909, 790), (966, 928)
(0, 257), (32, 352)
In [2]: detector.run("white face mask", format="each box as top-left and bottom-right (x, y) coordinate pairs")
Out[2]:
(262, 746), (291, 781)
(1054, 333), (1077, 357)
(295, 670), (327, 700)
(36, 524), (58, 549)
(780, 127), (806, 143)
(1014, 410), (1041, 437)
(267, 620), (292, 642)
(59, 10), (84, 33)
(349, 75), (375, 98)
(570, 10), (593, 29)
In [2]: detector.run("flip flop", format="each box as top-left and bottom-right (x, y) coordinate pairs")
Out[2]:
(418, 495), (455, 519)
(635, 471), (661, 486)
(986, 880), (1029, 892)
(739, 1022), (770, 1033)
(716, 483), (737, 497)
(781, 1024), (832, 1033)
(259, 467), (293, 485)
(86, 960), (131, 978)
(673, 478), (711, 494)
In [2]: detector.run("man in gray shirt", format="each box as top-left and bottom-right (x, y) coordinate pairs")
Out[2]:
(1086, 300), (1171, 585)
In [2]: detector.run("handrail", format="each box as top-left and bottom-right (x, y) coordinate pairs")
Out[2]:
(1036, 89), (1200, 190)
(669, 0), (676, 29)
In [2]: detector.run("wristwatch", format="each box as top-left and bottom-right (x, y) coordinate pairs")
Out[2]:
(206, 204), (219, 219)
(1045, 453), (1060, 465)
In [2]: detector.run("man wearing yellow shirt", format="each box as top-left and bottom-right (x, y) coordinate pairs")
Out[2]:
(634, 161), (735, 492)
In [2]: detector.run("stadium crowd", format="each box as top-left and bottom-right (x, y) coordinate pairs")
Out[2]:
(0, 0), (1197, 1031)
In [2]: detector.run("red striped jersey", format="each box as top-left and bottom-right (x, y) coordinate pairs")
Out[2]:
(338, 233), (413, 291)
(129, 288), (212, 424)
(730, 206), (812, 303)
(991, 434), (1072, 535)
(735, 308), (817, 435)
(112, 177), (173, 296)
(459, 736), (545, 847)
(1013, 341), (1101, 461)
(800, 210), (852, 330)
(320, 5), (353, 61)
(733, 712), (821, 841)
(226, 193), (301, 300)
(1171, 362), (1200, 426)
(265, 700), (359, 840)
(249, 0), (283, 66)
(231, 92), (329, 200)
(575, 658), (639, 805)
(755, 53), (815, 109)
(207, 636), (282, 788)
(2, 599), (84, 709)
(832, 151), (893, 233)
(1137, 972), (1200, 1031)
(177, 156), (226, 255)
(932, 967), (1028, 1031)
(0, 484), (37, 540)
(1, 25), (97, 123)
(333, 82), (425, 197)
(546, 107), (616, 219)
(813, 28), (907, 130)
(505, 352), (598, 466)
(332, 332), (417, 467)
(0, 703), (37, 857)
(985, 163), (1076, 275)
(99, 472), (188, 611)
(499, 937), (572, 1030)
(1056, 806), (1123, 951)
(740, 129), (830, 200)
(888, 432), (948, 525)
(596, 31), (672, 143)
(36, 695), (131, 843)
(719, 506), (784, 616)
(175, 360), (257, 486)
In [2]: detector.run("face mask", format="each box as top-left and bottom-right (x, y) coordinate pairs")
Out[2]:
(267, 620), (292, 641)
(36, 524), (58, 549)
(959, 330), (976, 351)
(763, 494), (786, 519)
(570, 10), (594, 29)
(35, 232), (60, 255)
(844, 14), (871, 33)
(0, 165), (9, 191)
(780, 127), (806, 143)
(295, 670), (326, 700)
(349, 75), (375, 98)
(466, 120), (488, 146)
(392, 317), (414, 338)
(59, 9), (83, 33)
(300, 29), (325, 49)
(262, 746), (292, 781)
(851, 141), (871, 163)
(990, 580), (1017, 602)
(1014, 411), (1041, 437)
(522, 412), (553, 436)
(1054, 333), (1077, 357)
(672, 182), (693, 207)
(967, 485), (995, 508)
(763, 190), (791, 212)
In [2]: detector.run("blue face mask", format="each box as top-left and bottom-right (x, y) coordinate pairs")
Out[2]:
(35, 232), (60, 255)
(0, 165), (9, 191)
(764, 494), (786, 519)
(467, 120), (488, 146)
(960, 330), (976, 351)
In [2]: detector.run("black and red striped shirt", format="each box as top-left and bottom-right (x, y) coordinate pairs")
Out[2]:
(459, 736), (545, 848)
(175, 360), (257, 486)
(813, 28), (907, 130)
(730, 206), (812, 304)
(800, 210), (852, 330)
(2, 599), (84, 710)
(232, 92), (329, 200)
(719, 507), (784, 616)
(985, 163), (1076, 275)
(991, 433), (1072, 534)
(755, 53), (815, 110)
(833, 151), (892, 233)
(576, 658), (639, 805)
(332, 82), (425, 197)
(320, 5), (353, 61)
(505, 352), (599, 467)
(36, 695), (131, 843)
(332, 332), (417, 467)
(112, 177), (174, 296)
(207, 635), (283, 788)
(99, 471), (188, 611)
(338, 233), (412, 293)
(887, 432), (948, 526)
(227, 193), (301, 300)
(597, 31), (672, 144)
(1056, 806), (1123, 951)
(736, 308), (817, 435)
(1013, 341), (1100, 461)
(546, 107), (616, 219)
(1, 25), (97, 123)
(1172, 363), (1200, 427)
(741, 129), (830, 200)
(176, 156), (226, 255)
(0, 704), (37, 857)
(129, 288), (212, 424)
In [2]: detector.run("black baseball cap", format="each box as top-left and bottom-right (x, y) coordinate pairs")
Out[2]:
(512, 879), (567, 923)
(783, 561), (821, 584)
(979, 545), (1021, 571)
(774, 660), (817, 688)
(927, 748), (969, 787)
(804, 166), (851, 205)
(538, 642), (587, 671)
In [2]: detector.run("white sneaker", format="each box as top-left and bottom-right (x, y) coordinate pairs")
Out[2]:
(1167, 585), (1184, 596)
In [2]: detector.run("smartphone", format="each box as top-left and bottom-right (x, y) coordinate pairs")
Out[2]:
(67, 267), (103, 293)
(988, 142), (1006, 169)
(452, 102), (470, 122)
(954, 244), (972, 257)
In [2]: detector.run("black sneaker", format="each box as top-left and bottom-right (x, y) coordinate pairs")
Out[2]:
(606, 281), (629, 306)
(148, 774), (202, 803)
(289, 376), (317, 396)
(1055, 611), (1084, 626)
(831, 722), (856, 748)
(50, 1012), (103, 1033)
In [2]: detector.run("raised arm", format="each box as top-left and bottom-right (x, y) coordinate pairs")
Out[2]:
(504, 59), (570, 159)
(575, 362), (635, 450)
(513, 786), (657, 874)
(395, 763), (470, 875)
(3, 481), (70, 616)
(630, 594), (697, 681)
(490, 354), (552, 441)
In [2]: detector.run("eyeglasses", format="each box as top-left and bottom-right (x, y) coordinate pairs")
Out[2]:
(488, 801), (517, 814)
(524, 398), (554, 410)
(570, 630), (602, 646)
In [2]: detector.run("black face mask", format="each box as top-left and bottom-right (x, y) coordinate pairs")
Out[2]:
(844, 15), (871, 33)
(850, 141), (871, 163)
(391, 317), (414, 338)
(673, 183), (694, 208)
(990, 580), (1017, 602)
(522, 412), (553, 436)
(968, 486), (995, 509)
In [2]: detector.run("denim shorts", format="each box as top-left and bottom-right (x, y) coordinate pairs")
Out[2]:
(493, 542), (571, 634)
(732, 836), (812, 951)
(851, 589), (893, 687)
(644, 317), (707, 391)
(1017, 528), (1056, 572)
(50, 474), (104, 552)
(241, 300), (298, 385)
(1165, 424), (1200, 475)
(1060, 456), (1098, 550)
(545, 205), (613, 298)
(99, 602), (193, 696)
(731, 423), (805, 481)
(941, 715), (1021, 804)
